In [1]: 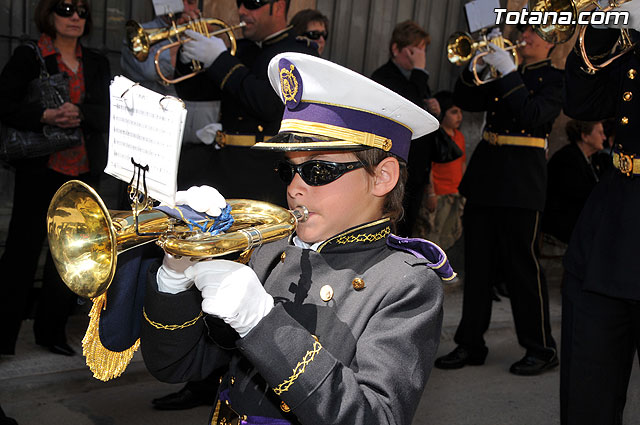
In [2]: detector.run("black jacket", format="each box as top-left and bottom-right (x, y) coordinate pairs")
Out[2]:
(455, 60), (564, 211)
(542, 143), (608, 243)
(175, 28), (318, 139)
(0, 42), (111, 175)
(563, 27), (640, 300)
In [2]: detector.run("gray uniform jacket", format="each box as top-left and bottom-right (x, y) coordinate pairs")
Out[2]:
(141, 218), (444, 425)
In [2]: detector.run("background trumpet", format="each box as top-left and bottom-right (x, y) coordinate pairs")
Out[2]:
(447, 31), (524, 85)
(126, 18), (246, 84)
(529, 0), (636, 73)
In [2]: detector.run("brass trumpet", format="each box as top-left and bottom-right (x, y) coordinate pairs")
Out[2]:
(46, 180), (307, 299)
(126, 18), (246, 84)
(529, 0), (637, 73)
(447, 31), (524, 85)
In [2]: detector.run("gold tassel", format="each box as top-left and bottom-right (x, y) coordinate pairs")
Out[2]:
(81, 293), (140, 382)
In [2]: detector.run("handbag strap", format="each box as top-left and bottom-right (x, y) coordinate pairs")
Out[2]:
(23, 41), (50, 79)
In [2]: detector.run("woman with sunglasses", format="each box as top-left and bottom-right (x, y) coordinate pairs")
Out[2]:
(289, 9), (329, 56)
(138, 53), (449, 425)
(0, 0), (110, 357)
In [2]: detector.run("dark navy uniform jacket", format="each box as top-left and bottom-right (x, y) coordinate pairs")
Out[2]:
(563, 27), (640, 301)
(174, 27), (317, 139)
(454, 61), (564, 211)
(140, 219), (444, 425)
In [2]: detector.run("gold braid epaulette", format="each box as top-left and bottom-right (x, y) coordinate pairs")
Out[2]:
(82, 293), (140, 382)
(273, 337), (322, 395)
(143, 308), (204, 331)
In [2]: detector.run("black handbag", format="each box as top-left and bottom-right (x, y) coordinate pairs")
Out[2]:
(431, 127), (463, 164)
(0, 42), (82, 162)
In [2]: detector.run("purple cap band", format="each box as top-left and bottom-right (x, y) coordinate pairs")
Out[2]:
(282, 102), (413, 160)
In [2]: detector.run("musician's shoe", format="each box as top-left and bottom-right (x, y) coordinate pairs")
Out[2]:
(434, 345), (488, 369)
(509, 354), (559, 376)
(152, 386), (213, 410)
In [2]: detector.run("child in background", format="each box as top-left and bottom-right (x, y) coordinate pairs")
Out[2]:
(420, 90), (466, 250)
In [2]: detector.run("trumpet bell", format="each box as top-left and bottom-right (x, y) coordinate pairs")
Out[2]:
(530, 0), (599, 44)
(47, 181), (119, 299)
(126, 21), (151, 61)
(447, 32), (475, 65)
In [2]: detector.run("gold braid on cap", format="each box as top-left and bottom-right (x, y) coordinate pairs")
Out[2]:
(279, 119), (392, 151)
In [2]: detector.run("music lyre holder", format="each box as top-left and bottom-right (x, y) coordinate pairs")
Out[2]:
(128, 157), (163, 237)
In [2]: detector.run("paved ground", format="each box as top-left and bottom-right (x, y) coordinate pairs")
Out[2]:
(0, 166), (638, 425)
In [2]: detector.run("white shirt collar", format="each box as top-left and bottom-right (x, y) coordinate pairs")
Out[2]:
(292, 236), (323, 251)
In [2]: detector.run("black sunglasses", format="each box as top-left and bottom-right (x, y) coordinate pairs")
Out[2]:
(275, 160), (366, 186)
(236, 0), (272, 10)
(53, 2), (89, 19)
(303, 30), (328, 41)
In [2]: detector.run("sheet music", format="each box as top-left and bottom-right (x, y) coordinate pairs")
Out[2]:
(465, 0), (501, 33)
(105, 75), (187, 206)
(152, 0), (184, 16)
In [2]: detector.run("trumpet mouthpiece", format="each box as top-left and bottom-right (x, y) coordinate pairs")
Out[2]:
(291, 206), (309, 223)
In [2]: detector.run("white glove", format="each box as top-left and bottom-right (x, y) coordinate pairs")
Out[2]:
(482, 43), (517, 76)
(184, 260), (274, 338)
(157, 254), (195, 294)
(180, 29), (227, 68)
(175, 185), (226, 217)
(486, 27), (503, 41)
(602, 1), (640, 31)
(468, 27), (503, 72)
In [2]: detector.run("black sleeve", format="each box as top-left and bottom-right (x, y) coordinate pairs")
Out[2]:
(493, 68), (564, 128)
(79, 49), (111, 134)
(0, 45), (44, 131)
(563, 26), (621, 121)
(453, 68), (491, 112)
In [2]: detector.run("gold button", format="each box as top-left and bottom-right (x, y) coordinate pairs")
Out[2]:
(280, 251), (286, 263)
(257, 125), (264, 132)
(352, 278), (365, 290)
(621, 116), (629, 125)
(219, 376), (223, 384)
(230, 376), (235, 385)
(281, 401), (291, 412)
(494, 97), (499, 102)
(320, 285), (334, 302)
(538, 77), (543, 82)
(628, 69), (637, 79)
(624, 91), (633, 101)
(521, 129), (526, 134)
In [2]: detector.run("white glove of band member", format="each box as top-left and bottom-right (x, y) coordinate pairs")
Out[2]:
(468, 28), (503, 72)
(180, 29), (227, 68)
(156, 185), (226, 294)
(602, 1), (640, 31)
(175, 185), (226, 217)
(482, 43), (517, 76)
(486, 27), (503, 41)
(184, 260), (274, 338)
(157, 254), (196, 294)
